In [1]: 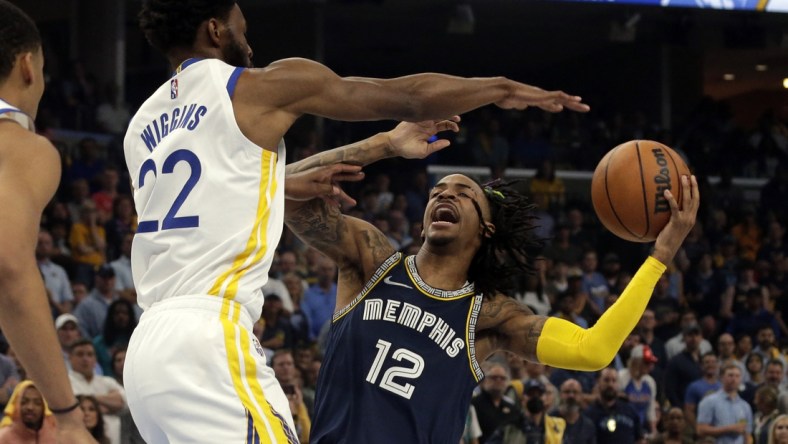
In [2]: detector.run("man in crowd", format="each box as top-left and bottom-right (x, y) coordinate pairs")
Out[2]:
(696, 364), (753, 443)
(585, 368), (643, 443)
(474, 362), (521, 443)
(0, 380), (57, 443)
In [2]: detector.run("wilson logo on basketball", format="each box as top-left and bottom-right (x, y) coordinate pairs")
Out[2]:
(652, 148), (671, 214)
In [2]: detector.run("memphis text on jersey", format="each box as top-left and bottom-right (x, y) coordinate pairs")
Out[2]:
(139, 103), (208, 152)
(362, 298), (465, 358)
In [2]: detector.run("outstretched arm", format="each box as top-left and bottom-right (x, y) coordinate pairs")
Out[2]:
(478, 175), (699, 370)
(240, 58), (589, 124)
(0, 125), (95, 442)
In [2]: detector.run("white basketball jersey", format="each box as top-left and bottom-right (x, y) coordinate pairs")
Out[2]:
(124, 59), (285, 320)
(0, 98), (35, 131)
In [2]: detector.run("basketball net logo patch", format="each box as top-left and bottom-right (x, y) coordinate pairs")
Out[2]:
(170, 79), (178, 99)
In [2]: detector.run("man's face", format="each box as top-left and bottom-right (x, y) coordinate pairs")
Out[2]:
(69, 344), (96, 377)
(280, 253), (297, 273)
(758, 328), (775, 349)
(57, 321), (80, 347)
(483, 366), (509, 397)
(19, 386), (44, 430)
(684, 331), (702, 352)
(560, 380), (582, 402)
(598, 369), (619, 401)
(702, 355), (719, 377)
(718, 334), (735, 358)
(96, 274), (116, 293)
(766, 363), (784, 386)
(272, 353), (295, 384)
(36, 231), (53, 259)
(664, 408), (685, 433)
(220, 5), (253, 68)
(639, 310), (656, 331)
(422, 175), (490, 249)
(721, 367), (742, 391)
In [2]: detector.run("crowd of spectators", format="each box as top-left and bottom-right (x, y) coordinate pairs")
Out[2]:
(1, 59), (788, 443)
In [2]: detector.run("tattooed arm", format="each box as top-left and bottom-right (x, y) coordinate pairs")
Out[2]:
(286, 118), (460, 175)
(285, 192), (396, 308)
(475, 293), (546, 362)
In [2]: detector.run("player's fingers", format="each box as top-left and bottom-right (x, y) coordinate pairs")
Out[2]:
(331, 172), (365, 183)
(334, 186), (357, 207)
(326, 163), (363, 175)
(680, 175), (691, 212)
(426, 140), (451, 155)
(690, 175), (700, 209)
(664, 188), (679, 215)
(437, 119), (460, 133)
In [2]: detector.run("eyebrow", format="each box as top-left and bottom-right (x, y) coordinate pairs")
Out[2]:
(432, 182), (477, 193)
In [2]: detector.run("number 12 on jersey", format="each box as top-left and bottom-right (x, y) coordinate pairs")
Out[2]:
(365, 339), (424, 400)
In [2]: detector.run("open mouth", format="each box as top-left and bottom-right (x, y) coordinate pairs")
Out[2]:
(431, 204), (459, 226)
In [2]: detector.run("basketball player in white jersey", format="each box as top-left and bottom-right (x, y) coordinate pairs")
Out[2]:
(125, 1), (589, 442)
(0, 2), (97, 443)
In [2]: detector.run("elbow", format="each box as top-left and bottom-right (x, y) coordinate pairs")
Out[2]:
(581, 351), (614, 372)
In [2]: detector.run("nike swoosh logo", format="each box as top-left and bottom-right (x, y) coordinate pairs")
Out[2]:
(383, 276), (413, 289)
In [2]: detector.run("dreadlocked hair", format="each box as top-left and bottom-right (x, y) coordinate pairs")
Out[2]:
(468, 178), (545, 298)
(138, 0), (236, 55)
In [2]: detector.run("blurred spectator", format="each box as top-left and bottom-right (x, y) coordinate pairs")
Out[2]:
(665, 313), (712, 360)
(69, 201), (107, 284)
(553, 290), (588, 329)
(684, 352), (721, 428)
(685, 253), (731, 327)
(66, 179), (91, 224)
(0, 381), (56, 444)
(95, 83), (130, 137)
(92, 300), (137, 377)
(67, 339), (127, 444)
(556, 381), (596, 443)
(470, 118), (509, 171)
(77, 395), (109, 444)
(717, 333), (746, 381)
(542, 225), (583, 267)
(282, 272), (311, 349)
(727, 292), (781, 343)
(747, 353), (767, 386)
(638, 309), (668, 369)
(753, 326), (786, 370)
(619, 344), (659, 436)
(91, 167), (120, 223)
(104, 197), (136, 262)
(257, 294), (293, 352)
(768, 414), (788, 444)
(262, 272), (294, 313)
(73, 265), (122, 339)
(55, 314), (102, 377)
(696, 364), (752, 443)
(109, 349), (143, 444)
(68, 138), (104, 185)
(0, 353), (19, 412)
(566, 207), (595, 252)
(109, 234), (135, 304)
(665, 323), (704, 408)
(486, 379), (565, 444)
(516, 264), (550, 317)
(650, 407), (694, 444)
(529, 159), (565, 210)
(302, 256), (338, 341)
(372, 173), (394, 214)
(585, 368), (643, 443)
(460, 405), (483, 444)
(764, 360), (785, 391)
(731, 206), (762, 262)
(473, 362), (520, 444)
(580, 251), (608, 319)
(271, 350), (310, 443)
(36, 229), (74, 315)
(754, 386), (780, 444)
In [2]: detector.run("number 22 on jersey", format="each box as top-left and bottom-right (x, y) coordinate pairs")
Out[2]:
(365, 339), (424, 400)
(137, 149), (201, 233)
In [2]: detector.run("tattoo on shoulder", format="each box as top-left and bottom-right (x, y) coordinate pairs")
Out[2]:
(480, 296), (533, 320)
(360, 229), (395, 265)
(523, 316), (548, 361)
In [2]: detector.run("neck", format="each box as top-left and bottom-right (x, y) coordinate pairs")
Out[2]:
(167, 47), (222, 72)
(0, 85), (34, 118)
(564, 411), (579, 423)
(414, 247), (473, 291)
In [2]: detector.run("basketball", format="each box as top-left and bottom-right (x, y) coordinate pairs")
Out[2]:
(591, 140), (690, 243)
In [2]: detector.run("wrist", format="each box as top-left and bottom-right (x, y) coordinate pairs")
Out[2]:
(50, 399), (81, 415)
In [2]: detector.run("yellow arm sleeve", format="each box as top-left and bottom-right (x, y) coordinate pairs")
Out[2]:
(536, 256), (666, 371)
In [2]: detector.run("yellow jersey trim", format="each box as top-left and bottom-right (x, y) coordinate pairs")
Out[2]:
(403, 255), (475, 301)
(332, 252), (402, 323)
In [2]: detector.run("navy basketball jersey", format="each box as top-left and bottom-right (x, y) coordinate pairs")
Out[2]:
(311, 253), (485, 444)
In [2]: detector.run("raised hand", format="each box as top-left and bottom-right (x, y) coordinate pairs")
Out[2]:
(285, 163), (364, 207)
(652, 174), (700, 265)
(386, 116), (460, 160)
(495, 84), (590, 113)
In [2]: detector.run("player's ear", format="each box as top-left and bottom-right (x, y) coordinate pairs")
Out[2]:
(206, 18), (222, 46)
(18, 52), (35, 85)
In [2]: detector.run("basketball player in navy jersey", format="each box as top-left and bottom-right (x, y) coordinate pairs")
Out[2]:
(128, 1), (593, 441)
(285, 122), (700, 442)
(0, 2), (95, 442)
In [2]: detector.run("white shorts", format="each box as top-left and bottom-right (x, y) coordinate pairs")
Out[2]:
(124, 295), (299, 444)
